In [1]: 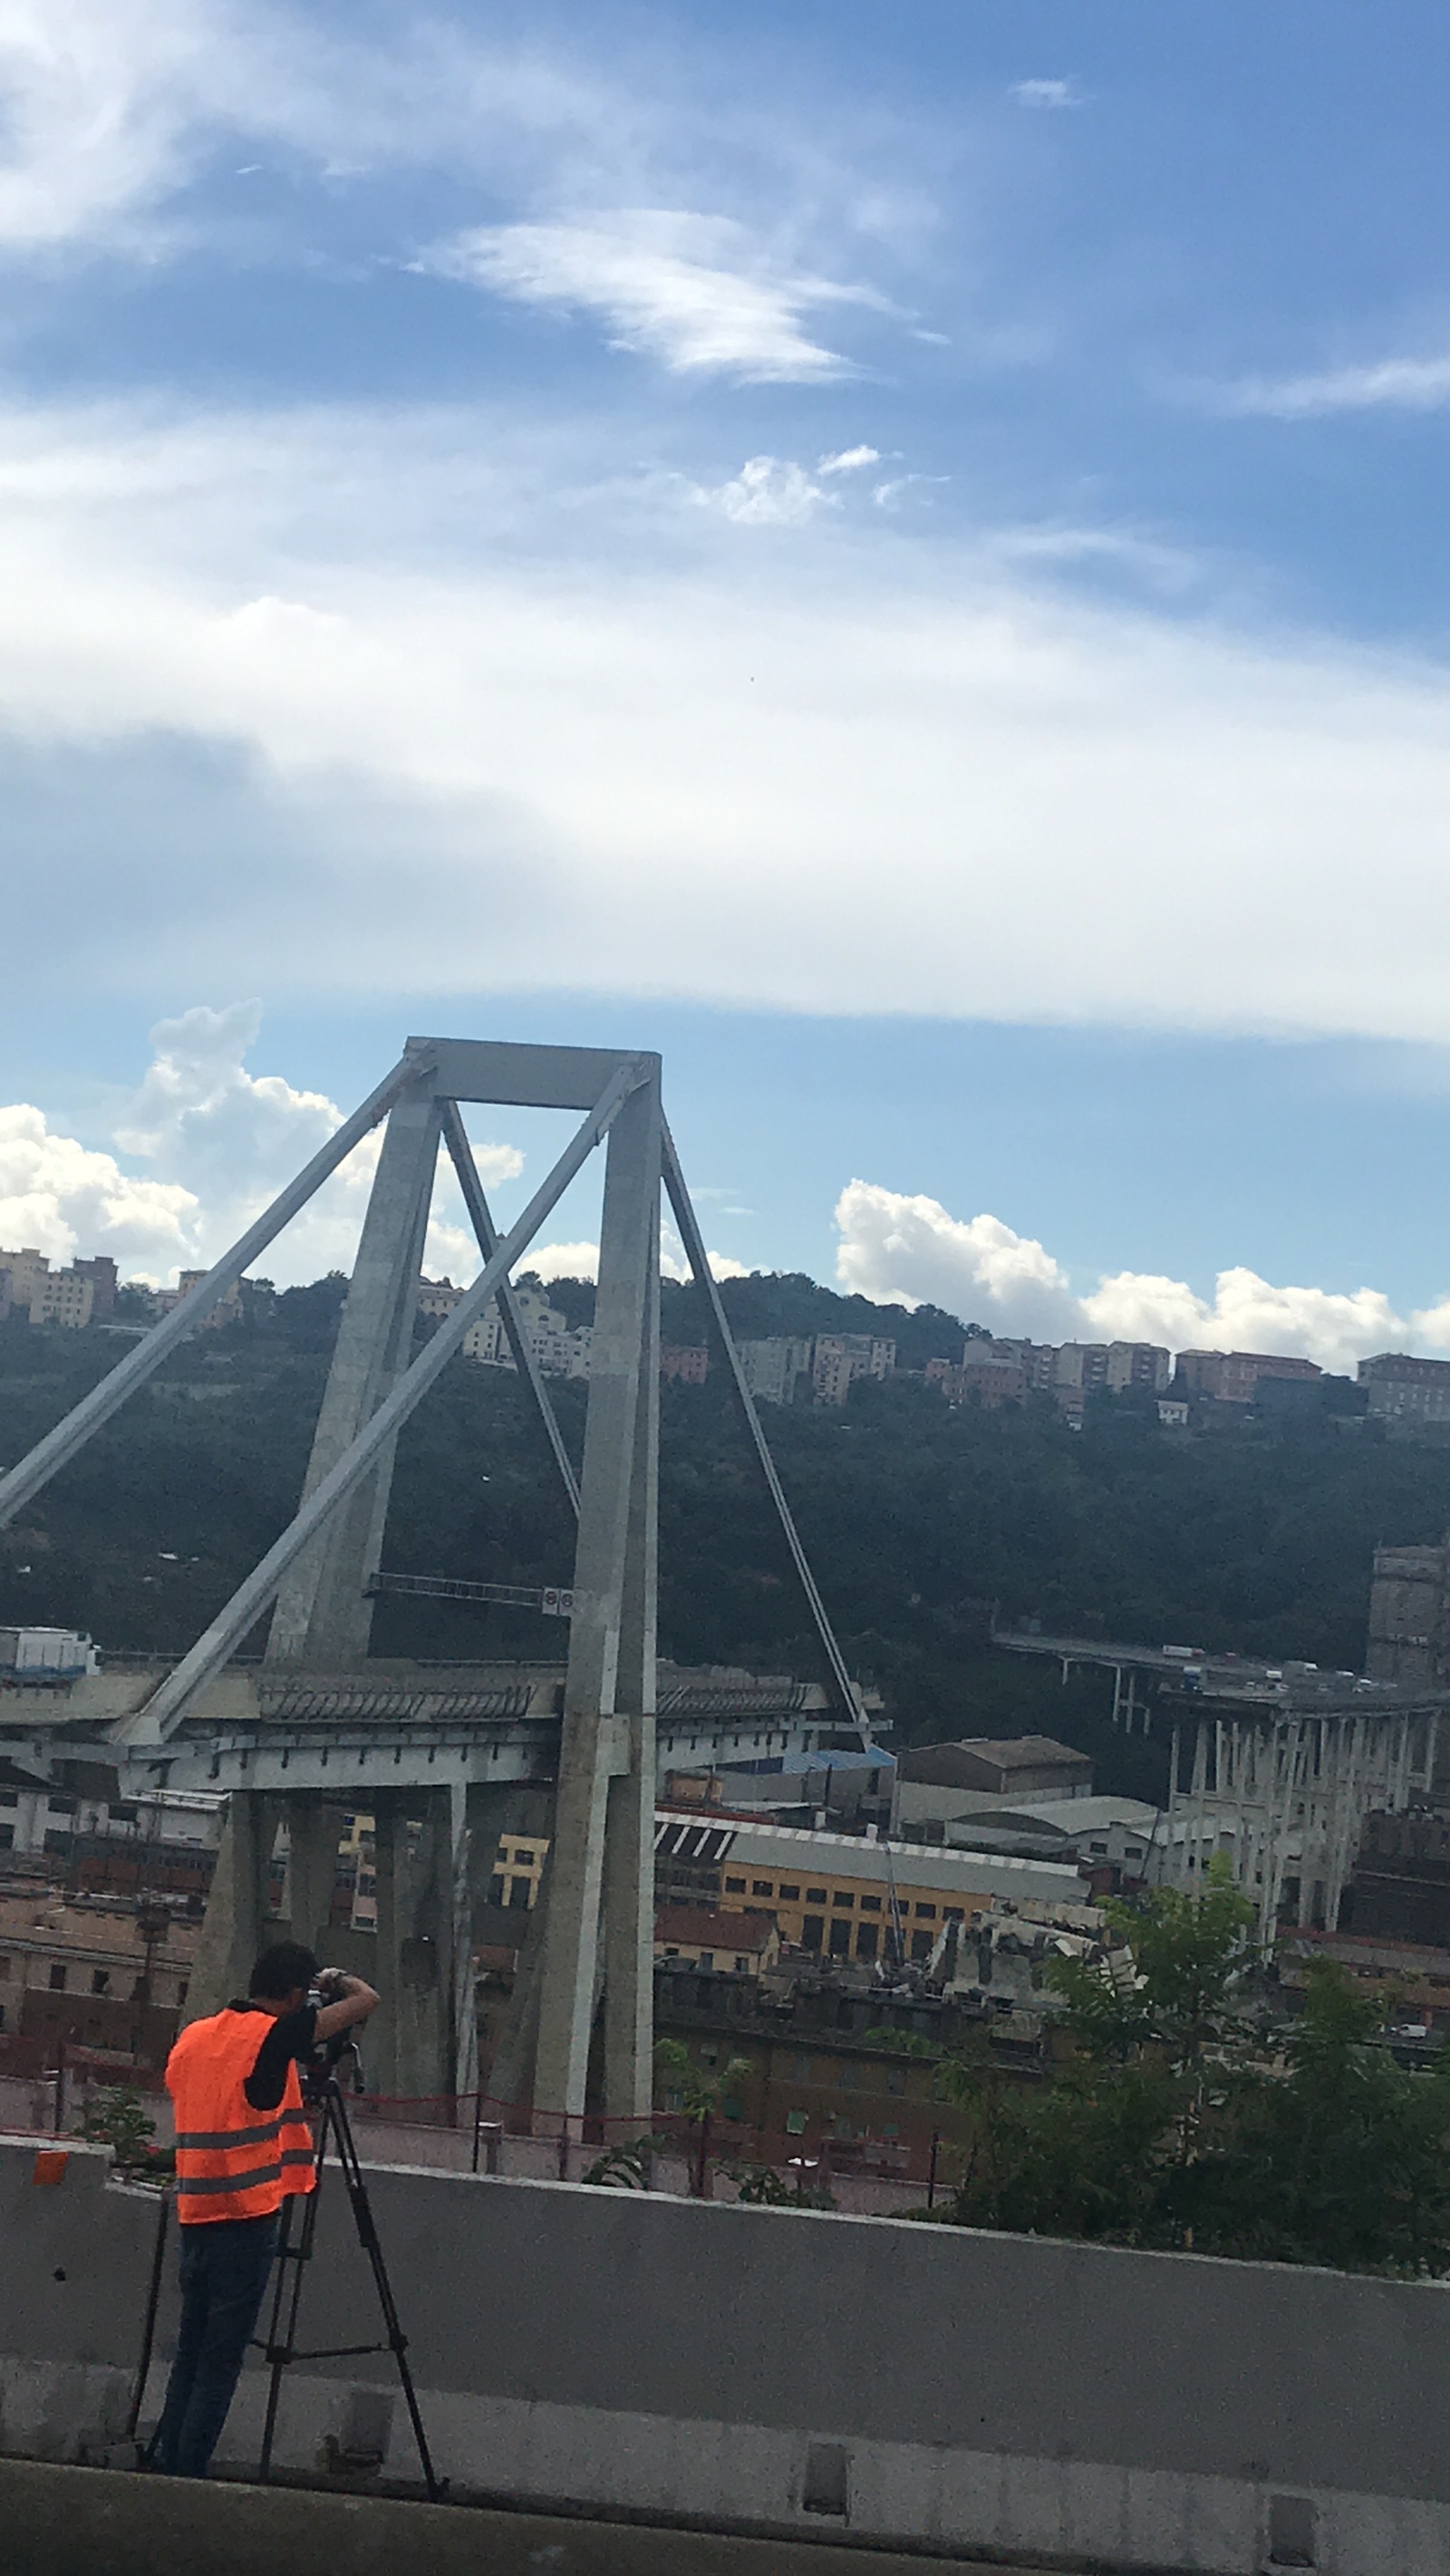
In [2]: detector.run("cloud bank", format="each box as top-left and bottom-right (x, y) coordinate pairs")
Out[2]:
(834, 1179), (1445, 1376)
(9, 398), (1450, 1040)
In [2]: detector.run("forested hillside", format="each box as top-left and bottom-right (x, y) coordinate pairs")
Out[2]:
(4, 1270), (1449, 1804)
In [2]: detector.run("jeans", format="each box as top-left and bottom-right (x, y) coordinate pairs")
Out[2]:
(152, 2214), (278, 2477)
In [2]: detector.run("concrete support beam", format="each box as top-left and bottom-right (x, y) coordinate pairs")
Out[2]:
(533, 1073), (661, 2123)
(184, 1793), (272, 2023)
(269, 1080), (441, 1670)
(282, 1800), (343, 1957)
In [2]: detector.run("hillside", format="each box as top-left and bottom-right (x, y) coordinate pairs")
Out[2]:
(3, 1272), (1449, 1803)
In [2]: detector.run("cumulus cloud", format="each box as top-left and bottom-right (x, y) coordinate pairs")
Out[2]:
(1010, 79), (1084, 111)
(0, 1106), (198, 1275)
(0, 1005), (523, 1289)
(834, 1179), (1450, 1375)
(819, 446), (881, 475)
(525, 1232), (749, 1287)
(425, 214), (868, 382)
(693, 455), (833, 526)
(1220, 355), (1450, 420)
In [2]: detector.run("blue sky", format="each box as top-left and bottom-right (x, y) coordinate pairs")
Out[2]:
(5, 2), (1450, 1367)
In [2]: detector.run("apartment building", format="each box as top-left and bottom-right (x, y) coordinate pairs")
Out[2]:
(1177, 1349), (1322, 1404)
(0, 1249), (99, 1329)
(1358, 1352), (1450, 1427)
(463, 1281), (593, 1380)
(812, 1334), (895, 1406)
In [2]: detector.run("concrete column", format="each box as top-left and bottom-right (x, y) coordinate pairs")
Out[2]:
(602, 1196), (659, 2123)
(267, 1074), (440, 1669)
(184, 1791), (270, 2023)
(362, 1793), (451, 2102)
(282, 1799), (343, 1957)
(534, 1071), (661, 2122)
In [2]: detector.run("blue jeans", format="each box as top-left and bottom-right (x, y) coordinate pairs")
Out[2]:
(152, 2214), (278, 2477)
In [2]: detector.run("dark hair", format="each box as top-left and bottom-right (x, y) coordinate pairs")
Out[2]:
(248, 1942), (317, 2002)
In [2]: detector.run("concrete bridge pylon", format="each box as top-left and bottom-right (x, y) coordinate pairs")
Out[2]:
(0, 1038), (868, 2122)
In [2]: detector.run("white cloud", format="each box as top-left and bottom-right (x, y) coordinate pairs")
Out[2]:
(1010, 80), (1084, 111)
(0, 1105), (198, 1275)
(526, 1232), (748, 1287)
(0, 1004), (522, 1289)
(818, 447), (881, 476)
(15, 396), (1450, 1038)
(834, 1179), (1450, 1375)
(424, 214), (868, 381)
(0, 0), (634, 256)
(694, 455), (833, 526)
(1220, 355), (1450, 420)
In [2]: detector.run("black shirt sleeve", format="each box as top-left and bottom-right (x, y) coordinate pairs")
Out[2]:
(243, 2004), (319, 2112)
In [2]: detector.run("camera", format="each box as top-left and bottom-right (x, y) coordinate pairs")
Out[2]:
(305, 1969), (367, 2091)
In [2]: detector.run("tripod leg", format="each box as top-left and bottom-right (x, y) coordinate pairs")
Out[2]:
(257, 2114), (329, 2482)
(325, 2089), (443, 2503)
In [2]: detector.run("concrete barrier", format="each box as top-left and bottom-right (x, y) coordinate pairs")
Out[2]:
(0, 2457), (1022, 2576)
(4, 2133), (1450, 2572)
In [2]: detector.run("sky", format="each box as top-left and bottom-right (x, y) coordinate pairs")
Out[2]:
(5, 3), (1450, 1371)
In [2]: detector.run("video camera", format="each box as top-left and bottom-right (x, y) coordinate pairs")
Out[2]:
(304, 1968), (367, 2097)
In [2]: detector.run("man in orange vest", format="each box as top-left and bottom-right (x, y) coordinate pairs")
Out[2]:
(151, 1940), (378, 2477)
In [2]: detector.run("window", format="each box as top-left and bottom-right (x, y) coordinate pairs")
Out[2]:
(858, 1895), (881, 1914)
(488, 1875), (505, 1906)
(914, 1904), (936, 1920)
(733, 1955), (749, 1973)
(856, 1923), (877, 1962)
(791, 2054), (814, 2081)
(828, 1919), (852, 1957)
(46, 1795), (77, 1816)
(699, 2045), (718, 2067)
(725, 1876), (747, 1894)
(910, 1930), (933, 1962)
(836, 2062), (856, 2089)
(801, 1915), (824, 1951)
(48, 1963), (68, 1992)
(698, 1952), (714, 1972)
(785, 2109), (807, 2136)
(0, 1790), (15, 1807)
(885, 2065), (905, 2094)
(0, 1954), (10, 1977)
(514, 1849), (536, 1867)
(806, 1888), (827, 1905)
(881, 2121), (899, 2139)
(944, 1907), (963, 1923)
(91, 1969), (110, 1996)
(778, 1884), (799, 1901)
(720, 2095), (744, 2121)
(1126, 1847), (1143, 1861)
(832, 1891), (854, 1908)
(1089, 1841), (1107, 1856)
(507, 1877), (532, 1908)
(751, 1879), (773, 1896)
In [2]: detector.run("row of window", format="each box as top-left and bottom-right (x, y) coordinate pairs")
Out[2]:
(0, 1955), (178, 2000)
(723, 1874), (954, 1925)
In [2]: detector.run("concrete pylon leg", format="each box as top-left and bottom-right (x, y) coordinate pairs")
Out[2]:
(602, 1199), (659, 2123)
(184, 1791), (270, 2024)
(533, 1072), (661, 2123)
(366, 1792), (452, 2103)
(268, 1075), (440, 1669)
(283, 1799), (342, 1957)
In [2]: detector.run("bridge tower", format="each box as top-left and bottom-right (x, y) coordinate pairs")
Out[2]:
(0, 1038), (865, 2126)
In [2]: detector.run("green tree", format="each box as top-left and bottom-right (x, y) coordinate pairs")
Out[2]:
(935, 1867), (1450, 2274)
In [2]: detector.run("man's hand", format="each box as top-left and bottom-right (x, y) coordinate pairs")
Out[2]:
(314, 1969), (380, 2044)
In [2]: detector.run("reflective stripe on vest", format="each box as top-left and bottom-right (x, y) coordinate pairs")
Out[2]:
(166, 2008), (316, 2224)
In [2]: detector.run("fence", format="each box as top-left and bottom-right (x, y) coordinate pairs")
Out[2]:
(0, 2057), (943, 2214)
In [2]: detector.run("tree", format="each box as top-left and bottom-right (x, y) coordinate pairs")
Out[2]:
(933, 1864), (1450, 2274)
(653, 2039), (752, 2196)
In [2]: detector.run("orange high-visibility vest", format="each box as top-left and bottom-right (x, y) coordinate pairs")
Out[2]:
(167, 2008), (316, 2224)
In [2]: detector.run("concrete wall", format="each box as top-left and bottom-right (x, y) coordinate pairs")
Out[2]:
(4, 2133), (1449, 2574)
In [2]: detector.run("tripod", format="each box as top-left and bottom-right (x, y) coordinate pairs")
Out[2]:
(255, 2071), (441, 2500)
